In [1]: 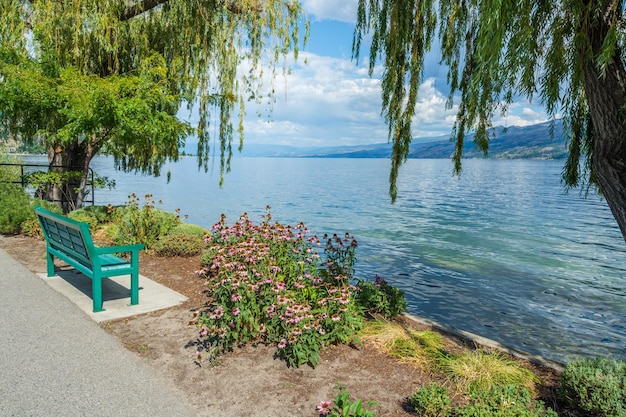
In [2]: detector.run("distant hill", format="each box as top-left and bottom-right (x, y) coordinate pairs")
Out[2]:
(409, 120), (567, 159)
(235, 119), (568, 159)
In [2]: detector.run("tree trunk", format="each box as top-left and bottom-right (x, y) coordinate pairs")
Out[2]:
(583, 12), (626, 242)
(46, 141), (88, 213)
(74, 138), (99, 210)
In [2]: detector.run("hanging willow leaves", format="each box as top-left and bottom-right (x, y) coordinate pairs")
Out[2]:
(352, 0), (622, 195)
(0, 0), (308, 210)
(353, 0), (626, 242)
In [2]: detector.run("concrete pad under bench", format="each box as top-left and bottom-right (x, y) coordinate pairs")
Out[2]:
(37, 269), (188, 323)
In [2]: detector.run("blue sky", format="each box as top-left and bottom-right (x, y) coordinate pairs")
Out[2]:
(182, 0), (550, 151)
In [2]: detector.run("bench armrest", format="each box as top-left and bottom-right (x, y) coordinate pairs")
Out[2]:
(94, 243), (145, 255)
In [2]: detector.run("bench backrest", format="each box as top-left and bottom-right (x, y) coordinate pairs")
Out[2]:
(34, 206), (95, 266)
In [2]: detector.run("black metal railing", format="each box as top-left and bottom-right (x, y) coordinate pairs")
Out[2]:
(0, 163), (95, 206)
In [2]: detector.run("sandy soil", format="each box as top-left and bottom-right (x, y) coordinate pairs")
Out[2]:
(0, 234), (561, 417)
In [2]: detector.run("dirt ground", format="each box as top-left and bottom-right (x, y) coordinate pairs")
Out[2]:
(0, 234), (562, 417)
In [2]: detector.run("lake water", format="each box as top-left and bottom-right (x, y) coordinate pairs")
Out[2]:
(29, 155), (626, 364)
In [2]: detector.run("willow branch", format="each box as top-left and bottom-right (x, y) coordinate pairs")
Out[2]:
(119, 0), (169, 21)
(119, 0), (262, 21)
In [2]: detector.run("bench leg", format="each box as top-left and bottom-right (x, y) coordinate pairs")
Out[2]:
(46, 252), (55, 277)
(130, 272), (139, 305)
(92, 275), (104, 313)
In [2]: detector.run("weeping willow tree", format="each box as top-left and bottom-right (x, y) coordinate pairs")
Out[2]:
(0, 0), (307, 211)
(353, 0), (626, 242)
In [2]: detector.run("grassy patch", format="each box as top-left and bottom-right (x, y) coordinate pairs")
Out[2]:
(362, 320), (447, 371)
(444, 349), (539, 394)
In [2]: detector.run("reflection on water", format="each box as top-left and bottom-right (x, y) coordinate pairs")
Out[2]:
(26, 155), (626, 363)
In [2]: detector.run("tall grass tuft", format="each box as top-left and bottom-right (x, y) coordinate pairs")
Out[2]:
(444, 349), (539, 394)
(362, 321), (446, 371)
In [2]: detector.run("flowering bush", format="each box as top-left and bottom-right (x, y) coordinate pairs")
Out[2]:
(193, 208), (363, 368)
(113, 193), (180, 249)
(354, 275), (407, 319)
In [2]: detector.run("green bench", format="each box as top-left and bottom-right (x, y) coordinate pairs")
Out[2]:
(34, 206), (145, 313)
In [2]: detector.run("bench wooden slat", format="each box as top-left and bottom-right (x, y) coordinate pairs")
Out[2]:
(45, 221), (90, 257)
(34, 206), (145, 312)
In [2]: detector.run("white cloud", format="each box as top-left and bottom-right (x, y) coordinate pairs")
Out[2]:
(242, 54), (457, 147)
(302, 0), (359, 23)
(493, 104), (549, 127)
(181, 48), (549, 151)
(181, 21), (550, 151)
(411, 78), (458, 136)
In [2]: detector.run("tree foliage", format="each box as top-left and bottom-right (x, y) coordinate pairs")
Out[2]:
(0, 0), (307, 210)
(0, 49), (188, 170)
(353, 0), (626, 242)
(352, 1), (619, 190)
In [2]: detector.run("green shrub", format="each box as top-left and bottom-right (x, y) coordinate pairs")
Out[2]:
(0, 152), (22, 182)
(67, 206), (115, 228)
(0, 184), (32, 234)
(317, 384), (379, 417)
(19, 218), (41, 237)
(69, 205), (113, 225)
(559, 357), (626, 417)
(167, 223), (209, 238)
(154, 233), (205, 257)
(68, 210), (99, 228)
(114, 194), (180, 249)
(32, 198), (63, 214)
(354, 275), (407, 318)
(458, 385), (557, 417)
(100, 222), (120, 240)
(21, 199), (64, 237)
(410, 382), (452, 417)
(107, 204), (131, 220)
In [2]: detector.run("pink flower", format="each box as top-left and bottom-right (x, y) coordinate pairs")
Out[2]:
(199, 326), (208, 337)
(277, 338), (287, 349)
(209, 305), (224, 319)
(338, 295), (350, 304)
(316, 400), (333, 416)
(331, 314), (341, 322)
(232, 308), (240, 316)
(231, 293), (242, 302)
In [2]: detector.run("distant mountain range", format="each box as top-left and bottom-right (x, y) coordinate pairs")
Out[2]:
(236, 119), (568, 159)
